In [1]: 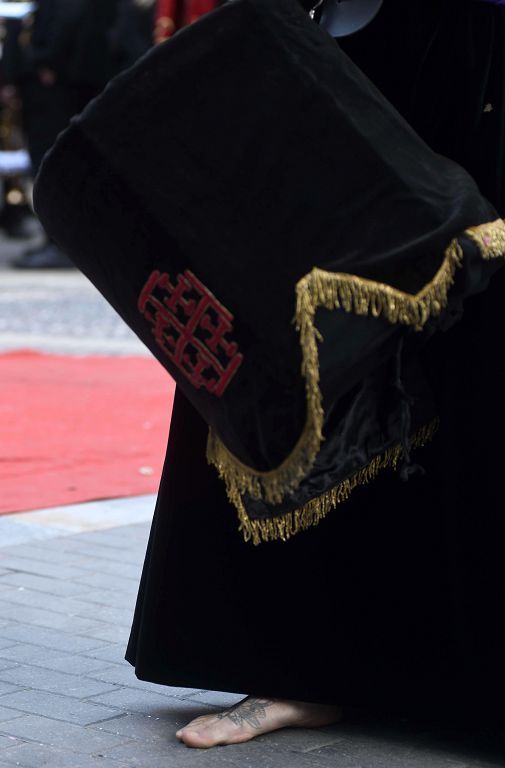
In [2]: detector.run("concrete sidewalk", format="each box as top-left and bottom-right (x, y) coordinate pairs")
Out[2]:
(0, 501), (502, 767)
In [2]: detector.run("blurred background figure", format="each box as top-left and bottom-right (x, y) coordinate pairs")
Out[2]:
(154, 0), (219, 43)
(0, 6), (34, 240)
(110, 0), (156, 72)
(3, 0), (120, 268)
(0, 0), (221, 268)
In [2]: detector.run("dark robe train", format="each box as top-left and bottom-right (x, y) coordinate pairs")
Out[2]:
(33, 0), (505, 721)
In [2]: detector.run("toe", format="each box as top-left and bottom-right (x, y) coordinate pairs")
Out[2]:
(178, 727), (216, 749)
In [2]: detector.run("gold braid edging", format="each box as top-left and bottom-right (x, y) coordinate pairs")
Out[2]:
(235, 419), (440, 545)
(206, 219), (505, 540)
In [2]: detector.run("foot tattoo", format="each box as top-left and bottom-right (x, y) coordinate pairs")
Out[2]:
(216, 698), (274, 730)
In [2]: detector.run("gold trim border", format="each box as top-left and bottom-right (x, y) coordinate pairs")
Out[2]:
(207, 219), (505, 542)
(236, 419), (439, 545)
(465, 220), (505, 260)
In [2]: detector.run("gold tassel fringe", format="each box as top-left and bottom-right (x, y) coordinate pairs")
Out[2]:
(465, 219), (505, 260)
(206, 220), (505, 541)
(207, 397), (323, 504)
(295, 239), (464, 334)
(236, 419), (440, 545)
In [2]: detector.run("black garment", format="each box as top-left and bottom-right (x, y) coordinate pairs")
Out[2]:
(125, 0), (505, 720)
(127, 389), (460, 713)
(20, 80), (96, 173)
(339, 0), (505, 213)
(341, 0), (505, 709)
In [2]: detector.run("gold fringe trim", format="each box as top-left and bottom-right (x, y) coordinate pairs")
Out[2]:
(207, 237), (463, 506)
(296, 238), (464, 334)
(207, 394), (322, 505)
(206, 220), (505, 541)
(465, 219), (505, 260)
(236, 419), (440, 545)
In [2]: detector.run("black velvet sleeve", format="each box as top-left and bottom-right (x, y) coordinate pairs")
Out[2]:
(33, 0), (505, 542)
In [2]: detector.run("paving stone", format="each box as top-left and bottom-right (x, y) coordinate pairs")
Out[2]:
(91, 707), (210, 742)
(76, 560), (143, 581)
(0, 572), (91, 597)
(184, 690), (246, 708)
(313, 738), (469, 768)
(87, 550), (145, 568)
(75, 589), (138, 610)
(0, 666), (119, 699)
(0, 714), (131, 754)
(82, 645), (129, 666)
(73, 572), (139, 593)
(0, 735), (22, 750)
(86, 664), (202, 698)
(0, 537), (108, 571)
(30, 654), (113, 676)
(65, 531), (145, 552)
(98, 738), (214, 768)
(43, 541), (144, 568)
(57, 603), (133, 628)
(254, 726), (345, 753)
(75, 624), (131, 646)
(0, 706), (25, 723)
(0, 742), (132, 768)
(0, 600), (110, 635)
(89, 688), (186, 717)
(0, 544), (92, 568)
(102, 740), (336, 768)
(0, 556), (87, 581)
(0, 683), (22, 698)
(0, 625), (109, 653)
(0, 644), (83, 667)
(0, 664), (17, 674)
(0, 690), (122, 725)
(0, 589), (112, 619)
(0, 644), (14, 655)
(0, 763), (33, 768)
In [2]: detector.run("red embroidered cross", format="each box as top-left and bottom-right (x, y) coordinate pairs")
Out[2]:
(138, 269), (243, 397)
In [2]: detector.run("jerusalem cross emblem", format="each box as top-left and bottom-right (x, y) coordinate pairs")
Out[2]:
(138, 269), (243, 397)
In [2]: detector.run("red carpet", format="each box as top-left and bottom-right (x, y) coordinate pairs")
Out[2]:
(0, 351), (175, 515)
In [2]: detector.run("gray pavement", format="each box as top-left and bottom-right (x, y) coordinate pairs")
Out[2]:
(1, 229), (505, 765)
(0, 228), (146, 356)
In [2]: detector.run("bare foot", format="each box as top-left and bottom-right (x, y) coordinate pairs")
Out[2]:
(175, 696), (343, 749)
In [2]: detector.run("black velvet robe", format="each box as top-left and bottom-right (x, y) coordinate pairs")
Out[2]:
(126, 0), (505, 719)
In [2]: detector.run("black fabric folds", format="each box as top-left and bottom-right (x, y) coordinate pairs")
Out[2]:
(33, 0), (504, 531)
